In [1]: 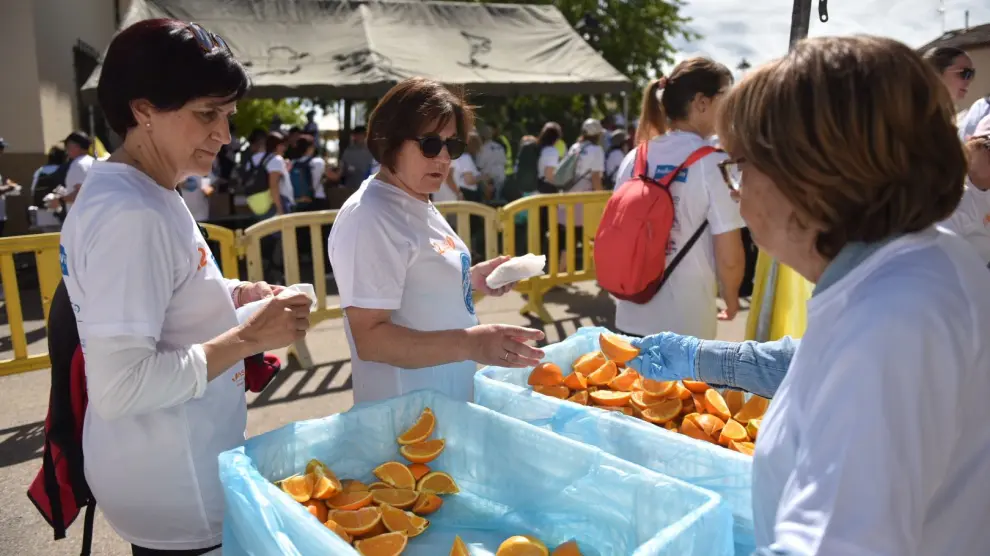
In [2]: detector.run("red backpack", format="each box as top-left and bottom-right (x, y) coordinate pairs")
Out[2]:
(594, 143), (717, 304)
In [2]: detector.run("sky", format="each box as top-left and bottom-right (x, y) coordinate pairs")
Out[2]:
(670, 0), (990, 72)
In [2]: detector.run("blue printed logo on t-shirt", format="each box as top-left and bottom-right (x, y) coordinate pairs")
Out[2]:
(59, 244), (69, 276)
(460, 252), (475, 315)
(653, 165), (690, 183)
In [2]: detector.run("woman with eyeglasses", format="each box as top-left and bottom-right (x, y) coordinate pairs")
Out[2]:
(58, 19), (312, 555)
(631, 36), (990, 554)
(327, 77), (545, 404)
(922, 46), (975, 105)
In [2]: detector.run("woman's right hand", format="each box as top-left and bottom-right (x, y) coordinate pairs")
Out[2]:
(465, 324), (546, 367)
(237, 291), (313, 352)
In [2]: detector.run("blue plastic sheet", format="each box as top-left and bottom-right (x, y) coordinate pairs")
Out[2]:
(474, 327), (756, 555)
(219, 389), (733, 555)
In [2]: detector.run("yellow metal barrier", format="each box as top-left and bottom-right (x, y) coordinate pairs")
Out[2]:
(498, 191), (612, 322)
(200, 223), (241, 280)
(0, 233), (62, 376)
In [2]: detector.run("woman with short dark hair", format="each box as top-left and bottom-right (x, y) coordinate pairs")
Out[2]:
(328, 77), (545, 404)
(59, 19), (312, 555)
(922, 45), (975, 104)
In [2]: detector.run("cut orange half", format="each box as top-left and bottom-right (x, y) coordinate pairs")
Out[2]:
(354, 530), (408, 556)
(599, 333), (640, 363)
(416, 471), (460, 495)
(397, 407), (436, 445)
(399, 438), (445, 464)
(371, 488), (418, 510)
(527, 362), (564, 386)
(373, 461), (416, 490)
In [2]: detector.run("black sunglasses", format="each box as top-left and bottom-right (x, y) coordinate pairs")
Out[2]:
(955, 67), (976, 81)
(189, 22), (231, 54)
(415, 135), (465, 159)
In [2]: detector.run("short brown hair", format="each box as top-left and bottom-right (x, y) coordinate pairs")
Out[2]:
(637, 57), (732, 144)
(367, 77), (474, 171)
(717, 35), (966, 259)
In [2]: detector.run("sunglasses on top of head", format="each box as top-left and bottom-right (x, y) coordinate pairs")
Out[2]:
(188, 22), (231, 54)
(414, 134), (465, 159)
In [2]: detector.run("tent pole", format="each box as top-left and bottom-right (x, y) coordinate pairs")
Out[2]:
(755, 0), (814, 341)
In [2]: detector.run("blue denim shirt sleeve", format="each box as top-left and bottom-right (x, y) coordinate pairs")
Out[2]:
(693, 337), (799, 399)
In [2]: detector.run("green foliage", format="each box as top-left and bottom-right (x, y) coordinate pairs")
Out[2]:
(231, 99), (306, 137)
(450, 0), (696, 144)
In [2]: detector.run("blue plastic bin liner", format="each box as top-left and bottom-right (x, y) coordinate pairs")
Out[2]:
(219, 389), (734, 556)
(474, 326), (756, 555)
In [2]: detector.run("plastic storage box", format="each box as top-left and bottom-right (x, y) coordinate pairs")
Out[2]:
(475, 327), (756, 555)
(219, 389), (733, 555)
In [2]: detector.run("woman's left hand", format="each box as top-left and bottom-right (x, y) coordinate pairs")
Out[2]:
(234, 281), (286, 308)
(471, 256), (514, 296)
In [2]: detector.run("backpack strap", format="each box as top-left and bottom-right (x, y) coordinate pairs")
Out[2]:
(655, 145), (718, 187)
(633, 142), (651, 179)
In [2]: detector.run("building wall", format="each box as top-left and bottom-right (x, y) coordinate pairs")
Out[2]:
(0, 0), (45, 155)
(962, 45), (990, 109)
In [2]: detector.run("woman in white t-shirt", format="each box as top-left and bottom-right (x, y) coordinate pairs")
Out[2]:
(613, 58), (746, 340)
(558, 118), (606, 271)
(536, 122), (562, 190)
(634, 36), (990, 555)
(942, 114), (990, 266)
(250, 131), (294, 216)
(433, 131), (485, 204)
(328, 77), (545, 404)
(57, 20), (313, 555)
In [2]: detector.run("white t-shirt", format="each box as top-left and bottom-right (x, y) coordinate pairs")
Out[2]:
(251, 152), (293, 202)
(328, 179), (480, 404)
(64, 154), (94, 209)
(558, 141), (605, 227)
(940, 182), (990, 266)
(611, 131), (745, 339)
(31, 164), (62, 228)
(59, 162), (246, 550)
(538, 146), (560, 179)
(753, 229), (990, 555)
(309, 157), (327, 200)
(958, 97), (990, 141)
(476, 140), (507, 187)
(452, 154), (479, 192)
(179, 175), (211, 221)
(605, 148), (625, 183)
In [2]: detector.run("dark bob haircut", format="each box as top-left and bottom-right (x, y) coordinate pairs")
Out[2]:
(367, 77), (474, 171)
(922, 46), (968, 74)
(97, 18), (250, 136)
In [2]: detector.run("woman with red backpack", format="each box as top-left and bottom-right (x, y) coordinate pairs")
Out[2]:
(605, 58), (746, 340)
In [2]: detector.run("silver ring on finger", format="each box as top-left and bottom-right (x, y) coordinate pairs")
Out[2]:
(502, 351), (510, 362)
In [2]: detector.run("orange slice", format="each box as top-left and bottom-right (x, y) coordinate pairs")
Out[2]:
(305, 458), (330, 475)
(572, 351), (606, 376)
(533, 385), (570, 399)
(408, 463), (431, 481)
(730, 440), (756, 455)
(566, 390), (589, 405)
(608, 369), (639, 392)
(682, 380), (710, 394)
(368, 482), (393, 491)
(341, 479), (369, 493)
(552, 540), (583, 555)
(416, 471), (460, 494)
(497, 535), (550, 556)
(353, 520), (388, 540)
(746, 418), (761, 440)
(672, 381), (692, 400)
(680, 413), (714, 443)
(703, 389), (732, 421)
(399, 438), (445, 464)
(371, 488), (418, 510)
(679, 396), (697, 416)
(380, 503), (430, 537)
(630, 390), (668, 410)
(640, 398), (682, 424)
(451, 535), (471, 556)
(310, 468), (341, 499)
(696, 413), (725, 440)
(733, 395), (770, 424)
(527, 362), (564, 386)
(374, 461), (416, 490)
(640, 379), (676, 397)
(718, 419), (749, 446)
(691, 393), (707, 415)
(599, 333), (640, 363)
(397, 407), (436, 445)
(723, 389), (746, 415)
(329, 506), (383, 536)
(324, 518), (353, 543)
(589, 390), (632, 407)
(586, 360), (618, 386)
(327, 490), (374, 511)
(281, 474), (314, 503)
(412, 492), (443, 515)
(304, 499), (328, 522)
(354, 530), (408, 556)
(562, 371), (588, 390)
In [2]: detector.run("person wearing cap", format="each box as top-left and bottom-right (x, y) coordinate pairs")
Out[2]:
(46, 131), (94, 213)
(941, 113), (990, 267)
(339, 125), (375, 188)
(557, 118), (606, 271)
(604, 129), (629, 188)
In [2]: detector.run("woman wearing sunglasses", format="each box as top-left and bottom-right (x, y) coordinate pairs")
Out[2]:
(328, 77), (545, 404)
(922, 45), (975, 105)
(58, 19), (312, 555)
(631, 36), (990, 554)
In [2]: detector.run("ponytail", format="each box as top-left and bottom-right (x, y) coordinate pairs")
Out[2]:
(636, 77), (668, 144)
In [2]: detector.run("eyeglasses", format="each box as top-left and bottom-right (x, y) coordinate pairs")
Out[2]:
(954, 67), (976, 81)
(718, 157), (744, 192)
(189, 22), (231, 54)
(415, 134), (466, 159)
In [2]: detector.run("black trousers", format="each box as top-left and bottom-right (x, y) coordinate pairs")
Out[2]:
(131, 543), (221, 556)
